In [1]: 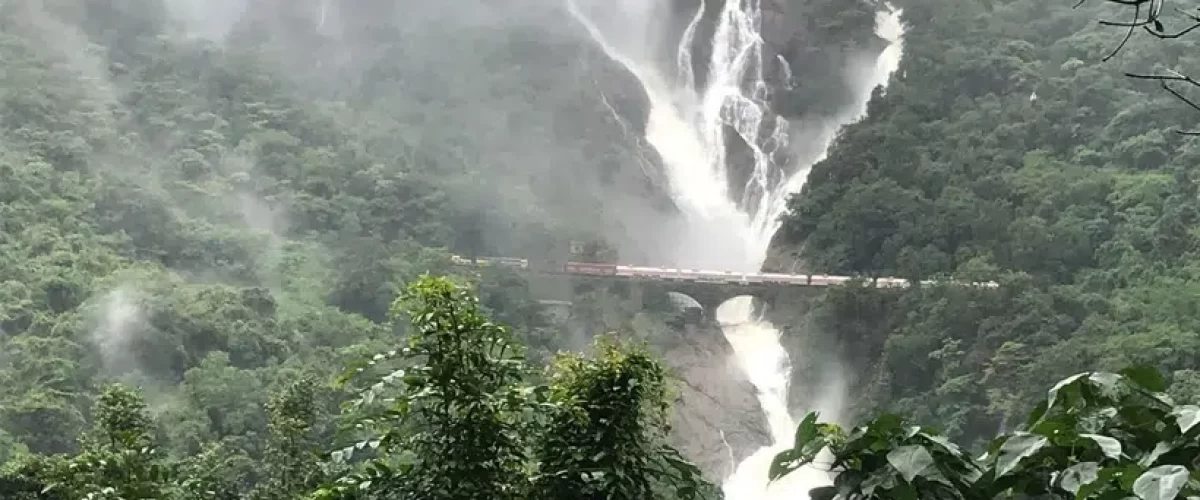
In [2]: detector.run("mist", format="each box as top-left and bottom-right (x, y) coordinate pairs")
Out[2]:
(2, 0), (902, 484)
(157, 0), (688, 265)
(1, 0), (898, 270)
(89, 286), (146, 376)
(562, 0), (904, 495)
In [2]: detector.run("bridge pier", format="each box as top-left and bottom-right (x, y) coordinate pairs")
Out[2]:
(528, 273), (573, 307)
(627, 281), (644, 311)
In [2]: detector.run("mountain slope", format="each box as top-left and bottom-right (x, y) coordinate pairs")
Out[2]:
(776, 0), (1200, 442)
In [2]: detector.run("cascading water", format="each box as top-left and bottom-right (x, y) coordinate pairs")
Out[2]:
(567, 0), (904, 498)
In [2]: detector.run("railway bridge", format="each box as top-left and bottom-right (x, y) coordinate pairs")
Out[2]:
(451, 255), (997, 320)
(650, 280), (813, 316)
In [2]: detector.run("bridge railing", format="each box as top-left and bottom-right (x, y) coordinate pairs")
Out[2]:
(449, 255), (998, 289)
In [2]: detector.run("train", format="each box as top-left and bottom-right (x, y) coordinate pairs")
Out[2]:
(447, 255), (999, 289)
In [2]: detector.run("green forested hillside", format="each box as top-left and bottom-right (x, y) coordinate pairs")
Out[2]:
(0, 0), (719, 495)
(2, 0), (1200, 497)
(0, 0), (537, 470)
(782, 0), (1200, 443)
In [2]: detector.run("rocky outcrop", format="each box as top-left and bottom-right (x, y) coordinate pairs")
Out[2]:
(762, 234), (808, 273)
(762, 0), (889, 120)
(202, 0), (875, 481)
(661, 321), (771, 479)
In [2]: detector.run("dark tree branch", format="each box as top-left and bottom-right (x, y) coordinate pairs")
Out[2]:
(1077, 0), (1200, 134)
(1099, 3), (1142, 61)
(1141, 8), (1200, 38)
(1127, 69), (1200, 134)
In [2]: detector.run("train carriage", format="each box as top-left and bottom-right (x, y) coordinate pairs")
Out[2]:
(492, 257), (529, 269)
(450, 254), (994, 290)
(741, 273), (766, 284)
(563, 261), (618, 276)
(809, 275), (844, 286)
(874, 277), (909, 288)
(759, 273), (795, 285)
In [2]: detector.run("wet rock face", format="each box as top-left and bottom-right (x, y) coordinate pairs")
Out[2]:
(762, 0), (794, 49)
(589, 0), (889, 478)
(661, 322), (771, 479)
(762, 234), (807, 273)
(769, 0), (887, 119)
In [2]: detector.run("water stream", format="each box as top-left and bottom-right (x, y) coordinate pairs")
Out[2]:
(566, 1), (905, 496)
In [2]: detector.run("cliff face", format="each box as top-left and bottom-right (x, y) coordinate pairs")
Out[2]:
(220, 0), (886, 269)
(556, 285), (772, 479)
(160, 0), (887, 481)
(764, 0), (888, 119)
(598, 0), (895, 478)
(214, 0), (689, 264)
(662, 322), (771, 478)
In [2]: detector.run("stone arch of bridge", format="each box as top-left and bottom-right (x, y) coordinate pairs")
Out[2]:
(660, 284), (782, 320)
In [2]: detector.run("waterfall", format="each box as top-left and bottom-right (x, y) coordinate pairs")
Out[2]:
(566, 0), (905, 497)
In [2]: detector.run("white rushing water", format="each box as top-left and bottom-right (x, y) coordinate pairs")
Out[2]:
(567, 0), (905, 497)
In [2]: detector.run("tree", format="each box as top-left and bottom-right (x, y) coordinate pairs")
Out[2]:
(315, 275), (532, 500)
(174, 442), (254, 500)
(770, 367), (1200, 499)
(38, 384), (173, 500)
(530, 336), (720, 500)
(250, 379), (325, 500)
(313, 276), (720, 500)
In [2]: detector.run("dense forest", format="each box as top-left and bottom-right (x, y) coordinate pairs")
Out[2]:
(1, 0), (1199, 498)
(781, 0), (1200, 445)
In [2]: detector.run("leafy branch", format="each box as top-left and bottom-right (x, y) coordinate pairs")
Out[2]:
(771, 367), (1200, 499)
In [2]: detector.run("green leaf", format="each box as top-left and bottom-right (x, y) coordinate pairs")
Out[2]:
(794, 412), (822, 449)
(871, 413), (904, 434)
(1120, 366), (1168, 393)
(995, 432), (1048, 478)
(1081, 433), (1123, 460)
(1170, 405), (1199, 434)
(1049, 373), (1088, 400)
(887, 445), (936, 483)
(1088, 372), (1125, 400)
(768, 448), (804, 481)
(861, 469), (899, 494)
(919, 432), (966, 458)
(1078, 466), (1125, 499)
(809, 486), (837, 500)
(1028, 399), (1050, 425)
(1059, 461), (1100, 495)
(1139, 442), (1175, 468)
(1132, 465), (1189, 500)
(1030, 414), (1073, 438)
(1116, 463), (1147, 490)
(1037, 372), (1087, 424)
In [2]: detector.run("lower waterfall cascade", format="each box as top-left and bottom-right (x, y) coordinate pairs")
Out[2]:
(566, 1), (905, 498)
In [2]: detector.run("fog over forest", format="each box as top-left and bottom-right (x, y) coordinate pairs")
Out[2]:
(1, 0), (1199, 499)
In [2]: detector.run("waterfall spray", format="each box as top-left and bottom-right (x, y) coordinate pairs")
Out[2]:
(567, 0), (905, 497)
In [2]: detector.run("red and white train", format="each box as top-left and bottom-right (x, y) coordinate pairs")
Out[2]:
(449, 255), (998, 289)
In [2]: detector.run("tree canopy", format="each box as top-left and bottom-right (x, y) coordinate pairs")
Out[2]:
(2, 277), (720, 500)
(779, 0), (1200, 450)
(2, 0), (1200, 498)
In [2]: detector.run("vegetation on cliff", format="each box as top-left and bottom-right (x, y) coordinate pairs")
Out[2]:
(1, 277), (719, 499)
(2, 0), (1199, 497)
(780, 0), (1200, 445)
